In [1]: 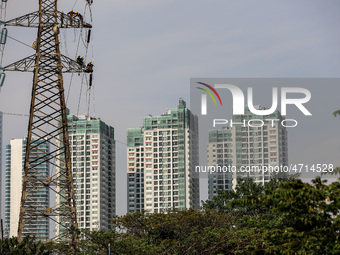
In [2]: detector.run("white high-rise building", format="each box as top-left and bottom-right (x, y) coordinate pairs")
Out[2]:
(208, 105), (288, 199)
(4, 138), (50, 239)
(56, 114), (115, 236)
(127, 99), (199, 213)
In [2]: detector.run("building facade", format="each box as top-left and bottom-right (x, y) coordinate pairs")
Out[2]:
(208, 105), (288, 198)
(4, 138), (49, 239)
(207, 127), (233, 200)
(127, 99), (199, 213)
(56, 114), (115, 236)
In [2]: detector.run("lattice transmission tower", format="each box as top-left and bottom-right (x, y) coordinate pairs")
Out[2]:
(4, 0), (92, 251)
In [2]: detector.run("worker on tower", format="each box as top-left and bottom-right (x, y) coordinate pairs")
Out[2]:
(60, 11), (65, 26)
(68, 10), (75, 26)
(68, 10), (75, 18)
(84, 61), (94, 73)
(76, 55), (84, 67)
(75, 11), (83, 23)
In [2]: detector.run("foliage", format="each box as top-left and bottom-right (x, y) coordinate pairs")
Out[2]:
(333, 109), (340, 117)
(0, 235), (50, 255)
(76, 177), (340, 254)
(322, 166), (340, 176)
(3, 177), (339, 254)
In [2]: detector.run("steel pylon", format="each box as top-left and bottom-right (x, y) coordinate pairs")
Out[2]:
(4, 0), (92, 252)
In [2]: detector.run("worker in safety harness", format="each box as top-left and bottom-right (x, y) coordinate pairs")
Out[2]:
(84, 61), (94, 73)
(60, 11), (65, 26)
(68, 9), (75, 18)
(68, 10), (75, 25)
(75, 11), (83, 23)
(76, 55), (85, 68)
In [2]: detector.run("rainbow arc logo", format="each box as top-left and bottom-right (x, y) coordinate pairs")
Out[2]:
(196, 82), (223, 106)
(196, 82), (222, 115)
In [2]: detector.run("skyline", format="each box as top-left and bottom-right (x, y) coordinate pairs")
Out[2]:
(1, 0), (340, 217)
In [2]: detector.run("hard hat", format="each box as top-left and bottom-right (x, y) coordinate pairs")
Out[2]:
(76, 11), (78, 14)
(77, 55), (80, 57)
(71, 9), (73, 12)
(89, 61), (92, 63)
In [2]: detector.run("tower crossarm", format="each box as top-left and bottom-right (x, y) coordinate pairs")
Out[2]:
(4, 54), (84, 73)
(5, 11), (92, 28)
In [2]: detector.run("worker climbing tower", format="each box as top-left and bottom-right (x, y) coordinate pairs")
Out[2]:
(2, 0), (93, 252)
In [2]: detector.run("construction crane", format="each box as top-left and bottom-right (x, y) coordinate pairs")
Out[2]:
(2, 0), (93, 253)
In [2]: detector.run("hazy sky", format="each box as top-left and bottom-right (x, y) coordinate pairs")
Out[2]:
(0, 0), (340, 217)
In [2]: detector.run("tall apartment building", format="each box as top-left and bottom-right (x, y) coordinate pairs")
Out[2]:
(56, 114), (115, 236)
(208, 105), (288, 199)
(4, 138), (49, 239)
(127, 99), (199, 213)
(207, 127), (233, 200)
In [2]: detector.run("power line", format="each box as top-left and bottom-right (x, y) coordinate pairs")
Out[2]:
(116, 140), (127, 146)
(7, 35), (32, 49)
(1, 111), (29, 117)
(72, 0), (79, 10)
(1, 110), (128, 146)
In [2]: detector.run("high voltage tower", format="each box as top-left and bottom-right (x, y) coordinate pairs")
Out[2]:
(2, 0), (93, 252)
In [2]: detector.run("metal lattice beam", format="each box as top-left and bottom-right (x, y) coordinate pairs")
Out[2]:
(11, 0), (83, 253)
(6, 10), (92, 28)
(4, 54), (83, 73)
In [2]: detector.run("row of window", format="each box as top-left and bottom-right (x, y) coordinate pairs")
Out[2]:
(145, 131), (178, 136)
(145, 136), (178, 141)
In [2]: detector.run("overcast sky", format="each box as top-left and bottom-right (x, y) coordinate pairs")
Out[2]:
(0, 0), (340, 217)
